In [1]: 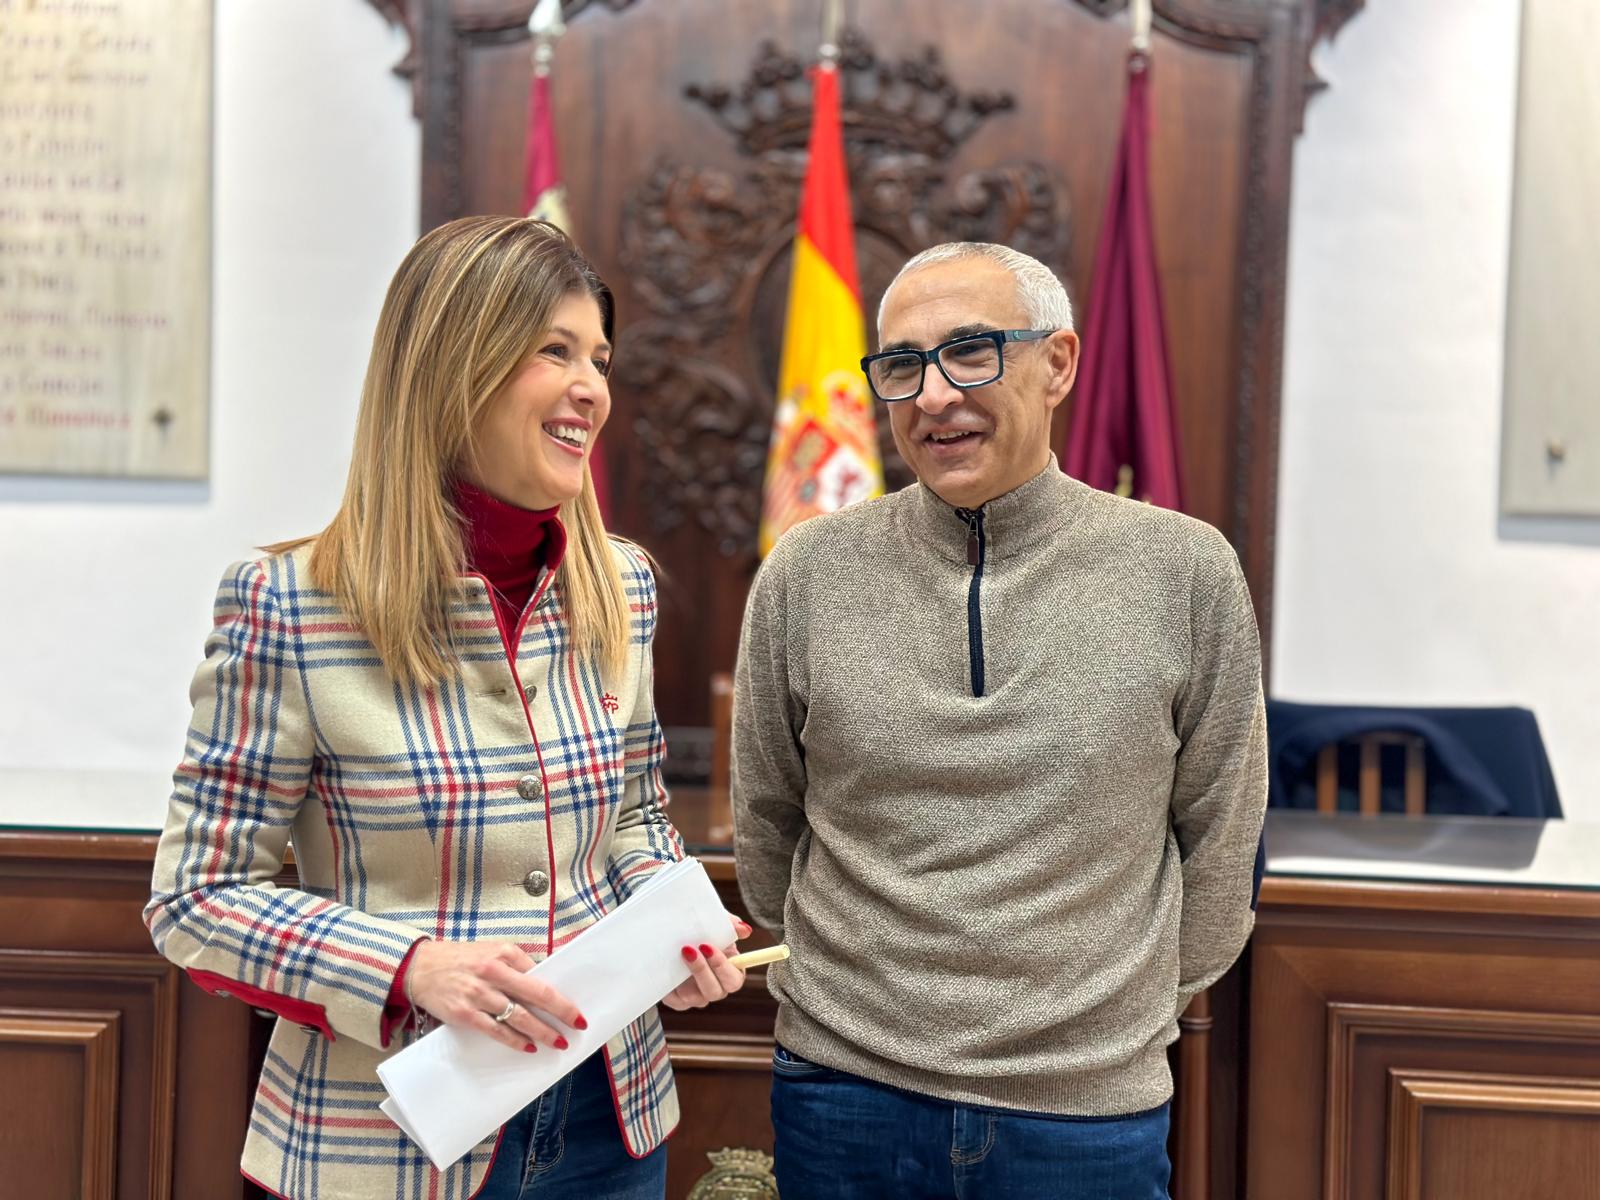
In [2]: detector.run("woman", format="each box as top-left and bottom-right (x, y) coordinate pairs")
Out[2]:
(146, 216), (747, 1200)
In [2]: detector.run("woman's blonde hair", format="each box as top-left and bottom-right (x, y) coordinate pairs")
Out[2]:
(274, 215), (632, 687)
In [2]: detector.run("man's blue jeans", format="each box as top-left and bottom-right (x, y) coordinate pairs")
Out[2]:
(771, 1044), (1172, 1200)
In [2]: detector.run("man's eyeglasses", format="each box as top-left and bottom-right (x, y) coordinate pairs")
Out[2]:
(859, 329), (1056, 403)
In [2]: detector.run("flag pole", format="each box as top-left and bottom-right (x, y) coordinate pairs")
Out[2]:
(529, 0), (564, 76)
(1130, 0), (1152, 54)
(820, 0), (842, 62)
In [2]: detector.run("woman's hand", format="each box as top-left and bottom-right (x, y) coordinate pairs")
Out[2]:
(660, 914), (752, 1011)
(405, 940), (586, 1054)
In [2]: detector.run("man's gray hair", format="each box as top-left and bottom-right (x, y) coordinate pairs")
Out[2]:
(878, 242), (1074, 334)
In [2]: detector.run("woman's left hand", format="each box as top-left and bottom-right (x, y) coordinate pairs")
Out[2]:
(660, 914), (751, 1011)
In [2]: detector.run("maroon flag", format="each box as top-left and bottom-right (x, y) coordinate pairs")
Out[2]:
(1063, 54), (1185, 511)
(522, 71), (571, 229)
(523, 21), (614, 520)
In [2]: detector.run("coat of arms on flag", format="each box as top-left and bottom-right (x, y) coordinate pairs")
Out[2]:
(758, 52), (884, 556)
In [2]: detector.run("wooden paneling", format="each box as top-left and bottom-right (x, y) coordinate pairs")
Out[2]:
(7, 829), (1599, 1199)
(1248, 876), (1600, 1200)
(662, 857), (782, 1196)
(0, 832), (261, 1200)
(1387, 1071), (1600, 1200)
(665, 1032), (777, 1199)
(0, 1008), (120, 1200)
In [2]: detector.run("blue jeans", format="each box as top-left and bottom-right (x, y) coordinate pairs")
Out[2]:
(771, 1044), (1172, 1200)
(476, 1052), (667, 1199)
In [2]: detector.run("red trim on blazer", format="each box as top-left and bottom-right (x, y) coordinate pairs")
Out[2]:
(602, 1040), (678, 1159)
(380, 938), (427, 1048)
(186, 968), (334, 1040)
(491, 563), (564, 959)
(240, 1167), (293, 1200)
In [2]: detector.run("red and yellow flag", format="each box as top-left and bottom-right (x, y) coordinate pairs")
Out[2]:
(759, 61), (883, 556)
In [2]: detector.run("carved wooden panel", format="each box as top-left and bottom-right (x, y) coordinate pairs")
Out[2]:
(369, 0), (1366, 744)
(661, 865), (781, 1200)
(0, 832), (261, 1200)
(1387, 1070), (1600, 1200)
(0, 951), (178, 1200)
(0, 1008), (120, 1200)
(666, 1033), (779, 1200)
(617, 29), (1064, 554)
(1248, 878), (1600, 1200)
(1325, 1003), (1600, 1200)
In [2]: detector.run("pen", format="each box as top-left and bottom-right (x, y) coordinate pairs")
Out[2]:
(726, 944), (790, 970)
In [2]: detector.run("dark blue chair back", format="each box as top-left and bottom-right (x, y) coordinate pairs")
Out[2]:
(1265, 700), (1562, 819)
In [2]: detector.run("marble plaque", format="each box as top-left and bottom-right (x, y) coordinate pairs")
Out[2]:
(0, 0), (212, 478)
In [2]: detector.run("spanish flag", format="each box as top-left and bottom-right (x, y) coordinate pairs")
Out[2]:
(758, 60), (883, 556)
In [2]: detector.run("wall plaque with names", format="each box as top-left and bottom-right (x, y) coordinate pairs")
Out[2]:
(0, 0), (211, 479)
(1501, 0), (1600, 517)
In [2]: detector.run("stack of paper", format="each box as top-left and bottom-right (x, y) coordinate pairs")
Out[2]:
(378, 856), (732, 1168)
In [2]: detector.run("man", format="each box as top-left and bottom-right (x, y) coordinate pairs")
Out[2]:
(731, 241), (1267, 1199)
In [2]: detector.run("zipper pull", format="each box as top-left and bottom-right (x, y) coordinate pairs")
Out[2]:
(957, 508), (981, 566)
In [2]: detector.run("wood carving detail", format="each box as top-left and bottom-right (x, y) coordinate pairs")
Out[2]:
(619, 29), (1069, 557)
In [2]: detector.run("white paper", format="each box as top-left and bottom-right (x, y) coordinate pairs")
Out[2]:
(377, 857), (731, 1168)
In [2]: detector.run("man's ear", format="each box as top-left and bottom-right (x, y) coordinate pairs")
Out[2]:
(1044, 329), (1080, 411)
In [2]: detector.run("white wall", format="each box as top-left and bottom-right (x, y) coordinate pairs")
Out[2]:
(1274, 0), (1600, 820)
(0, 3), (418, 793)
(4, 0), (1596, 825)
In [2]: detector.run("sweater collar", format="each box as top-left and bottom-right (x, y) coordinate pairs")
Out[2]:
(908, 456), (1087, 563)
(453, 479), (567, 588)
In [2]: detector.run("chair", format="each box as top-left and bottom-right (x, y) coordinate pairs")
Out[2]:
(1315, 732), (1427, 817)
(1266, 699), (1562, 819)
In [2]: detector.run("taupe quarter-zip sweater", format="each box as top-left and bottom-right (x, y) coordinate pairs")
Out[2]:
(731, 461), (1267, 1117)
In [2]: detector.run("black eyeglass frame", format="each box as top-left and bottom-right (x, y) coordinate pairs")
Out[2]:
(858, 328), (1057, 402)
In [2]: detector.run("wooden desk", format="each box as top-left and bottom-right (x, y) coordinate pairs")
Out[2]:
(1247, 813), (1600, 1200)
(0, 829), (258, 1200)
(5, 789), (1598, 1200)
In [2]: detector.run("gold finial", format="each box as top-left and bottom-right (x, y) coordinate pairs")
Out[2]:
(1115, 464), (1135, 498)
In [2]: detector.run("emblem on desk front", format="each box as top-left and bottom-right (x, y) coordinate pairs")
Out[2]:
(685, 1147), (778, 1199)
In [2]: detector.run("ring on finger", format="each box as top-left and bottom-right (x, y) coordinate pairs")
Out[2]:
(491, 999), (517, 1023)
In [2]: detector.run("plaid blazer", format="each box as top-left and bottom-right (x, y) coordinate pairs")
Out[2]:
(146, 540), (686, 1200)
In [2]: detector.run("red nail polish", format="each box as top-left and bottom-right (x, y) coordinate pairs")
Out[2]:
(699, 944), (716, 958)
(736, 921), (753, 936)
(573, 1015), (588, 1031)
(524, 1045), (538, 1054)
(682, 946), (698, 962)
(554, 1035), (569, 1050)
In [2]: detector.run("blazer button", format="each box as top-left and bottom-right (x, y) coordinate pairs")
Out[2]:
(522, 683), (538, 702)
(522, 869), (550, 897)
(517, 774), (542, 801)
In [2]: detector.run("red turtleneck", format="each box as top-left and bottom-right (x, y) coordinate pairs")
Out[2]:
(454, 478), (568, 656)
(380, 480), (569, 1040)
